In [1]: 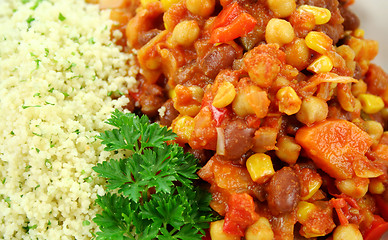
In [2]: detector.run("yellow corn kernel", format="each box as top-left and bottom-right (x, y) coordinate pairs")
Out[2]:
(297, 201), (317, 223)
(246, 153), (275, 184)
(307, 55), (333, 73)
(140, 0), (159, 7)
(245, 217), (274, 240)
(353, 28), (365, 38)
(305, 31), (333, 54)
(301, 178), (322, 200)
(276, 86), (302, 115)
(358, 93), (385, 114)
(298, 5), (331, 25)
(210, 220), (241, 240)
(213, 81), (236, 108)
(161, 0), (180, 11)
(369, 178), (386, 194)
(171, 115), (194, 143)
(168, 88), (176, 99)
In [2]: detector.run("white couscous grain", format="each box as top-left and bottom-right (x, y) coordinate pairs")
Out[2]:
(0, 0), (138, 239)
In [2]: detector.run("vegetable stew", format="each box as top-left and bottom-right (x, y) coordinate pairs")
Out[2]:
(98, 0), (388, 239)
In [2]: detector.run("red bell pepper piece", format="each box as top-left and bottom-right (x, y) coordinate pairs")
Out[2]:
(210, 105), (228, 126)
(375, 195), (388, 221)
(210, 12), (257, 43)
(210, 2), (257, 43)
(331, 198), (349, 225)
(212, 1), (242, 30)
(364, 215), (388, 240)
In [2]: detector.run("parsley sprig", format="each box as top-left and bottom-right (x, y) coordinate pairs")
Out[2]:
(93, 110), (216, 239)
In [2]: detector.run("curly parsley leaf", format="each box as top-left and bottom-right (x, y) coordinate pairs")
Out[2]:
(94, 192), (139, 240)
(98, 110), (176, 152)
(93, 110), (217, 239)
(93, 143), (199, 202)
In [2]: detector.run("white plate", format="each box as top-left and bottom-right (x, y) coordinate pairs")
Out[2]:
(351, 1), (388, 72)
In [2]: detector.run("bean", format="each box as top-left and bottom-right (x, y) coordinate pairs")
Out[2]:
(198, 44), (238, 79)
(159, 99), (179, 126)
(224, 120), (255, 160)
(266, 167), (300, 215)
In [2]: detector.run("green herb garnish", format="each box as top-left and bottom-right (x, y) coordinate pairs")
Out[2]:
(58, 13), (66, 21)
(92, 110), (216, 239)
(26, 15), (35, 29)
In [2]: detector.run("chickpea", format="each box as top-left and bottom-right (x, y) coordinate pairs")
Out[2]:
(364, 120), (384, 143)
(186, 0), (215, 17)
(171, 20), (200, 47)
(351, 79), (367, 97)
(276, 86), (302, 115)
(245, 217), (274, 240)
(267, 0), (296, 18)
(285, 38), (310, 70)
(296, 96), (328, 125)
(210, 220), (241, 240)
(333, 224), (363, 240)
(265, 18), (295, 46)
(335, 177), (369, 199)
(275, 136), (301, 165)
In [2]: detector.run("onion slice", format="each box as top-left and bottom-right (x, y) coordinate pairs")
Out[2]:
(216, 127), (225, 156)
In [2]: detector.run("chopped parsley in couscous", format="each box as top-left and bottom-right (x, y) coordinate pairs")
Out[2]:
(0, 0), (137, 239)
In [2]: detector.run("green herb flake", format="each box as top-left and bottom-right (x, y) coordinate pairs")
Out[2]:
(68, 75), (83, 80)
(48, 87), (54, 93)
(70, 37), (79, 43)
(26, 15), (35, 29)
(48, 220), (51, 226)
(2, 178), (6, 184)
(83, 176), (93, 183)
(65, 62), (76, 72)
(23, 223), (38, 232)
(10, 131), (15, 135)
(4, 197), (11, 207)
(33, 93), (41, 97)
(74, 129), (80, 134)
(21, 0), (30, 4)
(22, 104), (41, 109)
(58, 13), (66, 21)
(88, 37), (95, 44)
(45, 101), (55, 106)
(45, 159), (52, 169)
(44, 48), (49, 57)
(35, 148), (40, 153)
(61, 92), (69, 97)
(82, 220), (90, 226)
(32, 132), (42, 137)
(25, 165), (32, 172)
(31, 0), (43, 10)
(34, 184), (40, 190)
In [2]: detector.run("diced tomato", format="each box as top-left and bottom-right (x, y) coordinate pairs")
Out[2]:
(223, 193), (258, 236)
